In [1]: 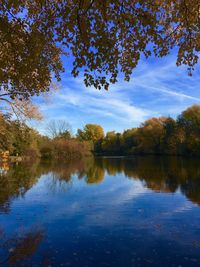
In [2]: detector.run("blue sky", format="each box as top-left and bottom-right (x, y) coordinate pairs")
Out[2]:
(32, 53), (200, 135)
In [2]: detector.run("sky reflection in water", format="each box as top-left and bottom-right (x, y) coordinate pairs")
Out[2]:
(0, 156), (200, 267)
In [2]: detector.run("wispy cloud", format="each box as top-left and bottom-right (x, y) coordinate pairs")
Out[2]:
(33, 54), (200, 134)
(131, 57), (200, 102)
(58, 88), (150, 123)
(37, 79), (153, 133)
(151, 87), (200, 101)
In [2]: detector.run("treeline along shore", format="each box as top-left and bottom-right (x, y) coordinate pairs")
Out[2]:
(0, 104), (200, 161)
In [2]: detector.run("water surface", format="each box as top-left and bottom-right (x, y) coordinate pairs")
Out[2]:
(0, 156), (200, 266)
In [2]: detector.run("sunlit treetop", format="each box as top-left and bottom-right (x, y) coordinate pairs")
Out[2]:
(77, 124), (104, 141)
(0, 0), (199, 100)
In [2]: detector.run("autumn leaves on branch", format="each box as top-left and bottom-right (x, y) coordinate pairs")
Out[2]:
(0, 0), (199, 102)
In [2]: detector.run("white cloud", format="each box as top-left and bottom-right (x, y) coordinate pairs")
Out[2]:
(131, 57), (200, 102)
(58, 89), (150, 123)
(142, 86), (200, 101)
(33, 54), (200, 134)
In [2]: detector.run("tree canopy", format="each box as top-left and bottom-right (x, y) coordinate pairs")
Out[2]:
(0, 0), (199, 101)
(93, 105), (200, 156)
(0, 105), (200, 158)
(77, 124), (104, 142)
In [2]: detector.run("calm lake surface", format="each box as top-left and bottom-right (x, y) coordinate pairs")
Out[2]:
(0, 156), (200, 267)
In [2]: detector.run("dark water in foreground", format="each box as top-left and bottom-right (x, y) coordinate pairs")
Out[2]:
(0, 156), (200, 267)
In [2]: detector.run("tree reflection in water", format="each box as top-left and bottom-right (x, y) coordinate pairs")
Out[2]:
(96, 156), (200, 205)
(0, 156), (200, 213)
(0, 156), (200, 266)
(0, 228), (45, 266)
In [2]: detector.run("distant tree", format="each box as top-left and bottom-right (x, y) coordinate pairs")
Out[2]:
(0, 0), (199, 104)
(77, 124), (104, 142)
(161, 117), (177, 154)
(121, 128), (138, 153)
(136, 117), (167, 154)
(177, 105), (200, 155)
(178, 105), (200, 132)
(0, 111), (44, 156)
(46, 120), (72, 139)
(101, 131), (122, 154)
(95, 105), (200, 156)
(0, 113), (13, 152)
(46, 138), (91, 159)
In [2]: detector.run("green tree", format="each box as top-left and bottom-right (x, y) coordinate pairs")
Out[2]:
(177, 105), (200, 155)
(0, 113), (13, 152)
(136, 117), (167, 154)
(121, 128), (138, 154)
(77, 124), (104, 142)
(0, 113), (43, 157)
(101, 131), (122, 154)
(161, 117), (177, 154)
(10, 121), (41, 156)
(178, 105), (200, 133)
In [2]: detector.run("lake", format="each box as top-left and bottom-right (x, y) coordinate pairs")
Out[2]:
(0, 156), (200, 267)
